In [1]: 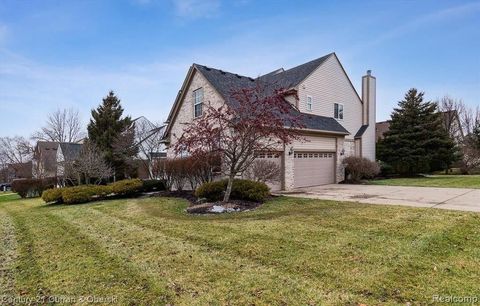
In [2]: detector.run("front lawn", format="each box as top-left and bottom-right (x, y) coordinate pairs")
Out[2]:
(1, 196), (479, 305)
(0, 192), (20, 202)
(370, 175), (480, 189)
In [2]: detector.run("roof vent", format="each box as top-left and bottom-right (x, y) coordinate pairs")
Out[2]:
(367, 70), (372, 76)
(219, 70), (226, 75)
(205, 66), (211, 71)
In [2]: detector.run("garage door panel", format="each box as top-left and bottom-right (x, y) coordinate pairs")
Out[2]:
(294, 152), (335, 188)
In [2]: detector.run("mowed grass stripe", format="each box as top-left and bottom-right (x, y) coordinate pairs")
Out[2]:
(52, 201), (350, 305)
(3, 201), (170, 305)
(2, 196), (480, 305)
(91, 197), (480, 304)
(0, 209), (18, 296)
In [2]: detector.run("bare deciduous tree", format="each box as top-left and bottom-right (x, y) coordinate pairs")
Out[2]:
(32, 108), (85, 143)
(437, 95), (465, 143)
(458, 105), (480, 174)
(133, 117), (165, 179)
(0, 136), (33, 166)
(71, 142), (113, 185)
(244, 159), (281, 183)
(439, 96), (480, 174)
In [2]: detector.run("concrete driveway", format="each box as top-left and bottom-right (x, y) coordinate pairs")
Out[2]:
(281, 184), (480, 212)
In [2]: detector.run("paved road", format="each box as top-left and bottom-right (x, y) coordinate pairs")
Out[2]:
(280, 184), (480, 213)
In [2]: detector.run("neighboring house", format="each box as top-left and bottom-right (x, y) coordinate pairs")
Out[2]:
(376, 110), (463, 142)
(163, 52), (376, 191)
(133, 116), (167, 179)
(56, 142), (83, 185)
(32, 141), (59, 178)
(0, 162), (33, 183)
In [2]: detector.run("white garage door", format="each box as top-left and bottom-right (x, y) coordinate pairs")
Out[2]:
(294, 152), (335, 188)
(250, 152), (283, 191)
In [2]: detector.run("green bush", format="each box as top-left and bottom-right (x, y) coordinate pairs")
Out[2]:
(142, 179), (166, 192)
(93, 185), (113, 197)
(196, 179), (270, 202)
(111, 179), (143, 196)
(41, 179), (147, 205)
(62, 185), (100, 204)
(231, 179), (269, 202)
(41, 188), (64, 204)
(195, 180), (226, 201)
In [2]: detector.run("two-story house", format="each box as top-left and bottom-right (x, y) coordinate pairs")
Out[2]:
(163, 52), (376, 191)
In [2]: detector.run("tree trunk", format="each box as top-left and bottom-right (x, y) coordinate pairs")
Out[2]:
(223, 174), (235, 202)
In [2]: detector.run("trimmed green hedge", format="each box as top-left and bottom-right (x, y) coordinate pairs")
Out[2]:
(41, 188), (64, 204)
(111, 179), (143, 196)
(41, 179), (165, 205)
(195, 179), (270, 202)
(62, 185), (107, 204)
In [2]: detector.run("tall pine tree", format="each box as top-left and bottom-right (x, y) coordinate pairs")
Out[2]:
(87, 91), (135, 180)
(378, 88), (457, 175)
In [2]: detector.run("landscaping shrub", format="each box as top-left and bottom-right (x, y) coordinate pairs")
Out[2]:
(40, 179), (161, 205)
(110, 179), (143, 196)
(195, 180), (226, 201)
(41, 188), (64, 204)
(231, 179), (270, 202)
(142, 179), (166, 192)
(196, 179), (270, 202)
(343, 156), (381, 183)
(12, 178), (56, 198)
(156, 154), (220, 191)
(244, 159), (281, 183)
(62, 185), (101, 204)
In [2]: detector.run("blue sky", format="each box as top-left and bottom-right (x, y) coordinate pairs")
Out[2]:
(0, 0), (479, 137)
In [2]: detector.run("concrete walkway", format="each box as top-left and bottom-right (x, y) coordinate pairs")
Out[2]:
(280, 184), (480, 213)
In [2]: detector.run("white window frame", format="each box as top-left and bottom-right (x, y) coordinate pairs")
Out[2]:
(193, 88), (204, 118)
(334, 103), (344, 120)
(306, 95), (313, 111)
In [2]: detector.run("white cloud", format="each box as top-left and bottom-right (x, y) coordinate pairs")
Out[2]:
(171, 0), (220, 19)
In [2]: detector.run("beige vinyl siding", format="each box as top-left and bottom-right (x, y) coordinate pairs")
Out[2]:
(294, 136), (336, 151)
(361, 76), (376, 160)
(297, 55), (363, 140)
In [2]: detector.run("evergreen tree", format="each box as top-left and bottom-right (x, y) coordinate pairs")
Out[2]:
(377, 88), (457, 175)
(87, 91), (135, 180)
(472, 124), (480, 150)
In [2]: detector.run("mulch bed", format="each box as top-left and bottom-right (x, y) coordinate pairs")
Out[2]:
(145, 190), (198, 204)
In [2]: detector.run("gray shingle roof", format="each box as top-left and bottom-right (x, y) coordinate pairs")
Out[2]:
(193, 53), (349, 135)
(59, 143), (83, 161)
(257, 53), (333, 89)
(354, 125), (369, 138)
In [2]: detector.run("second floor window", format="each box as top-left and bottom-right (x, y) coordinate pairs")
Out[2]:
(193, 88), (203, 118)
(334, 103), (344, 120)
(306, 95), (313, 111)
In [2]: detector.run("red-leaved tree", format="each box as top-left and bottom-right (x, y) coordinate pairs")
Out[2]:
(174, 83), (305, 202)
